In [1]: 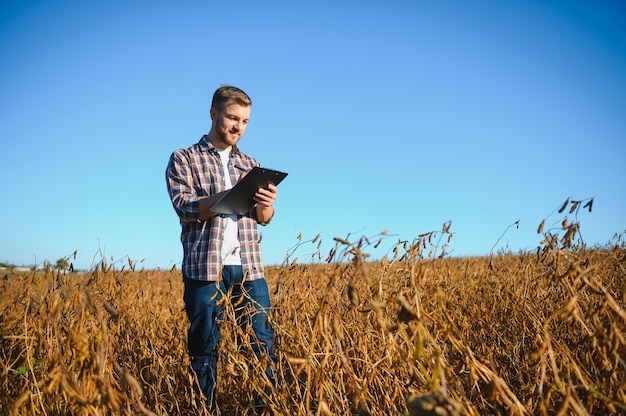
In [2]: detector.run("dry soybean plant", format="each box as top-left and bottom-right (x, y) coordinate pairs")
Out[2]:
(1, 198), (624, 415)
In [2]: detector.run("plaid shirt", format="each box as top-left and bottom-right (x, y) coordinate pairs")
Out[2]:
(166, 135), (267, 281)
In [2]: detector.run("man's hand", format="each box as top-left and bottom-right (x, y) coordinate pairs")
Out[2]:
(254, 183), (278, 207)
(255, 184), (277, 224)
(198, 190), (229, 220)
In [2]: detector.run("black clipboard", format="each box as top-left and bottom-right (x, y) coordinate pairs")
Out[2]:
(210, 166), (288, 215)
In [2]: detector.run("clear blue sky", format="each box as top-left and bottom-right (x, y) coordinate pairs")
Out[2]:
(1, 0), (625, 270)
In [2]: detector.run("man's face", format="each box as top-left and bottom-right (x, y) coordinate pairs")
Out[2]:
(209, 100), (251, 149)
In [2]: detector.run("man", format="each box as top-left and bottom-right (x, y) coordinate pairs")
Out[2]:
(165, 85), (278, 411)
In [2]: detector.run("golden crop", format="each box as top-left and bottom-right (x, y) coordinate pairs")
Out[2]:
(1, 201), (624, 415)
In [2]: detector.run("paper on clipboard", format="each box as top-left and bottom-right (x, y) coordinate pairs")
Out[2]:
(210, 166), (288, 215)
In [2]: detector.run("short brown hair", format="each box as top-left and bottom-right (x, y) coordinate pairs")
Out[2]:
(211, 85), (252, 110)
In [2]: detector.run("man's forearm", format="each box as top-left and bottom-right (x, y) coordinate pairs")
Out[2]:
(197, 191), (228, 220)
(256, 205), (275, 225)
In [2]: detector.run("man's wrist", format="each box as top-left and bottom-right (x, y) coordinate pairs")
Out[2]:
(258, 205), (275, 225)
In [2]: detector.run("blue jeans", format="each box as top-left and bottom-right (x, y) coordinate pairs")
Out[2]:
(183, 265), (277, 408)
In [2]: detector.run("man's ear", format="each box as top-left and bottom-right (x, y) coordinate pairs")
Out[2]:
(209, 107), (217, 121)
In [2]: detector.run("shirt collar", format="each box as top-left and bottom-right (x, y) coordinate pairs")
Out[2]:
(199, 134), (240, 154)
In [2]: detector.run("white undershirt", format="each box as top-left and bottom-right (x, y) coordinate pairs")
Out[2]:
(216, 147), (241, 265)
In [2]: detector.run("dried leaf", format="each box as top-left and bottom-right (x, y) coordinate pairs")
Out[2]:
(537, 220), (545, 234)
